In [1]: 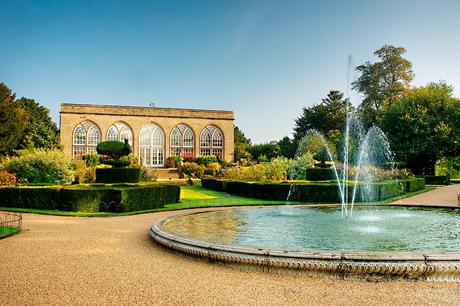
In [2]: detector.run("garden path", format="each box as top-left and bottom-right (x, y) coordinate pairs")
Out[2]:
(390, 184), (460, 208)
(0, 209), (458, 305)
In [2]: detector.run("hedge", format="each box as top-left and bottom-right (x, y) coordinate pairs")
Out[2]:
(96, 168), (141, 183)
(416, 175), (450, 185)
(0, 186), (61, 210)
(305, 168), (344, 181)
(201, 178), (423, 203)
(0, 183), (180, 213)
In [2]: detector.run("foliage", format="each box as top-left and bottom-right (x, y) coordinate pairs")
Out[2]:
(0, 83), (27, 155)
(72, 159), (96, 184)
(249, 142), (281, 161)
(195, 155), (219, 166)
(0, 186), (62, 209)
(95, 167), (141, 183)
(436, 157), (460, 179)
(296, 133), (337, 159)
(313, 147), (332, 168)
(353, 45), (414, 126)
(165, 155), (180, 168)
(234, 126), (252, 162)
(96, 139), (131, 163)
(381, 82), (460, 174)
(0, 170), (17, 186)
(82, 153), (100, 167)
(305, 168), (343, 181)
(287, 153), (316, 180)
(293, 90), (351, 146)
(15, 97), (59, 151)
(204, 162), (221, 176)
(416, 175), (450, 185)
(2, 149), (74, 184)
(181, 162), (205, 178)
(278, 136), (296, 159)
(140, 166), (158, 182)
(263, 157), (291, 181)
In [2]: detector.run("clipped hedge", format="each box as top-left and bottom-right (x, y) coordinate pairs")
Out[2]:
(416, 175), (450, 185)
(400, 178), (425, 192)
(0, 183), (180, 213)
(0, 186), (61, 210)
(305, 168), (344, 181)
(201, 178), (423, 203)
(96, 168), (141, 183)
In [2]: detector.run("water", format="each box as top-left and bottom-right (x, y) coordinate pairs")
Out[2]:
(165, 206), (460, 252)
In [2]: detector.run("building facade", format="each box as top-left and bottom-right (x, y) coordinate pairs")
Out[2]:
(60, 103), (234, 166)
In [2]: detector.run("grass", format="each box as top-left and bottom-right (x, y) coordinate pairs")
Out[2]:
(0, 226), (21, 238)
(0, 182), (436, 217)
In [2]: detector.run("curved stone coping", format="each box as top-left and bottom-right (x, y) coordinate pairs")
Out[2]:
(150, 207), (460, 282)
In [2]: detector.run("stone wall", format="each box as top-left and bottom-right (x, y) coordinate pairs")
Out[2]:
(60, 103), (234, 164)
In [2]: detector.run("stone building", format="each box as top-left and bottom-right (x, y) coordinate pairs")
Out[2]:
(60, 103), (234, 166)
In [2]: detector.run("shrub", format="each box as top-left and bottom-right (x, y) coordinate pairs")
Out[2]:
(204, 162), (221, 176)
(95, 167), (141, 183)
(140, 166), (158, 182)
(96, 140), (131, 158)
(2, 149), (74, 184)
(416, 175), (450, 185)
(181, 162), (205, 178)
(0, 186), (61, 209)
(72, 160), (96, 184)
(82, 153), (100, 167)
(0, 171), (16, 186)
(287, 153), (315, 180)
(165, 156), (178, 168)
(196, 155), (219, 165)
(305, 168), (343, 181)
(263, 157), (291, 181)
(182, 156), (197, 163)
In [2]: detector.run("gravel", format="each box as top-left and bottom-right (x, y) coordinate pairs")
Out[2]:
(1, 209), (459, 305)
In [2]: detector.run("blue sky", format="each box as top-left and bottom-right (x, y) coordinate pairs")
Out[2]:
(1, 0), (459, 143)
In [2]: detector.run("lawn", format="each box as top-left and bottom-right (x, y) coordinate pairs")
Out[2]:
(0, 226), (20, 238)
(0, 182), (434, 217)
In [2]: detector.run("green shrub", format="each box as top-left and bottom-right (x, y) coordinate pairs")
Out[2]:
(201, 178), (227, 191)
(0, 171), (16, 186)
(82, 153), (100, 167)
(287, 153), (315, 180)
(139, 166), (158, 182)
(416, 175), (450, 185)
(0, 186), (61, 209)
(96, 168), (141, 183)
(72, 160), (96, 184)
(399, 178), (425, 192)
(96, 140), (131, 158)
(181, 162), (205, 178)
(165, 156), (179, 168)
(2, 149), (74, 184)
(305, 168), (343, 181)
(196, 155), (219, 165)
(0, 184), (180, 212)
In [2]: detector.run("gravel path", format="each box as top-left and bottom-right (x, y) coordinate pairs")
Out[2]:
(1, 209), (459, 305)
(391, 184), (460, 207)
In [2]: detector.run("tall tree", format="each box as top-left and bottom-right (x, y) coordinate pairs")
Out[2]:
(293, 90), (351, 145)
(0, 83), (27, 155)
(278, 136), (296, 159)
(381, 82), (460, 174)
(15, 97), (59, 150)
(234, 126), (251, 162)
(353, 45), (414, 125)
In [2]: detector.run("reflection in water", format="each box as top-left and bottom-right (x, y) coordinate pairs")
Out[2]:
(164, 207), (460, 252)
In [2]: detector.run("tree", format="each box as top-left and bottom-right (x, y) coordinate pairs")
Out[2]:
(353, 45), (414, 125)
(293, 90), (351, 146)
(381, 82), (460, 174)
(0, 83), (27, 155)
(249, 142), (281, 161)
(15, 97), (59, 150)
(234, 126), (251, 162)
(278, 136), (296, 159)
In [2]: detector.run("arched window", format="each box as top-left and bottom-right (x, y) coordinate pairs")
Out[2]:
(139, 124), (165, 167)
(200, 125), (223, 158)
(170, 124), (195, 157)
(107, 122), (133, 146)
(72, 121), (101, 158)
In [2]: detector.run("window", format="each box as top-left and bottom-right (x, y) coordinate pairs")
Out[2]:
(170, 124), (195, 157)
(72, 121), (101, 158)
(106, 122), (133, 146)
(200, 125), (223, 158)
(139, 124), (165, 167)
